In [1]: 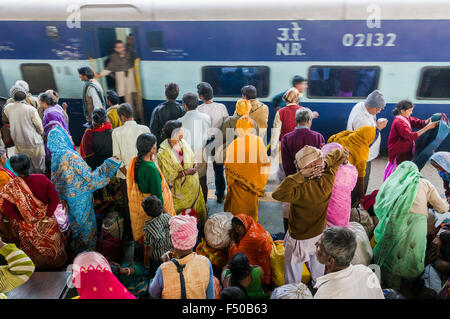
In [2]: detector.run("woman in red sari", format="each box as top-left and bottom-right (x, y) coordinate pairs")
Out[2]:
(384, 100), (439, 180)
(228, 214), (272, 285)
(1, 154), (66, 268)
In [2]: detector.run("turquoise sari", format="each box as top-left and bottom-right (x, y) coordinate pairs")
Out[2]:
(373, 161), (426, 289)
(47, 126), (121, 254)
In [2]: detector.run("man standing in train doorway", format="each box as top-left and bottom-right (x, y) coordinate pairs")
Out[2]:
(97, 35), (145, 124)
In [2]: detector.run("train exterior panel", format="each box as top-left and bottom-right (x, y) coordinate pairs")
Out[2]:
(0, 17), (448, 150)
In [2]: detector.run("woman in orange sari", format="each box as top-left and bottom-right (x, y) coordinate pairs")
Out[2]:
(224, 116), (270, 222)
(228, 214), (272, 285)
(1, 154), (66, 268)
(127, 133), (175, 244)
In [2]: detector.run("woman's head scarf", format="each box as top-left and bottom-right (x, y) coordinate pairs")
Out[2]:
(282, 87), (301, 104)
(72, 251), (136, 299)
(235, 99), (251, 116)
(47, 126), (76, 174)
(430, 152), (450, 182)
(327, 126), (375, 177)
(236, 116), (256, 137)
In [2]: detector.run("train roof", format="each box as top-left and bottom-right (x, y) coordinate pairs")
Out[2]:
(2, 0), (450, 21)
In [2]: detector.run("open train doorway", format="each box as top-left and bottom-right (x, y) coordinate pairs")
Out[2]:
(90, 26), (145, 124)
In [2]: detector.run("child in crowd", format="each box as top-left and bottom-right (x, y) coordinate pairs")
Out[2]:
(222, 252), (269, 299)
(142, 195), (173, 277)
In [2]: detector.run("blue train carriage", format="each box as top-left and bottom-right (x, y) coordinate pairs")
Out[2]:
(0, 0), (448, 152)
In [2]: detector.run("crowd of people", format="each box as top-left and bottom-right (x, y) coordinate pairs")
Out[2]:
(0, 69), (449, 300)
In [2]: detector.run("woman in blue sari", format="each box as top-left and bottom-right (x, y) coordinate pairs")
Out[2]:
(47, 126), (121, 254)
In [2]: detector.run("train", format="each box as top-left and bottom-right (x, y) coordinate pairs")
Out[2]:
(0, 0), (449, 151)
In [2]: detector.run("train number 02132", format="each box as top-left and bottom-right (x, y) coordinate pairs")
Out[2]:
(342, 33), (396, 47)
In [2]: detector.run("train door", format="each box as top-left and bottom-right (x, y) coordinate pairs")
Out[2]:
(83, 25), (144, 122)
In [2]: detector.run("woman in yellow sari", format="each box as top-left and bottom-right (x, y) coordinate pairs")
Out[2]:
(327, 125), (376, 206)
(156, 120), (207, 224)
(127, 133), (175, 243)
(224, 116), (270, 222)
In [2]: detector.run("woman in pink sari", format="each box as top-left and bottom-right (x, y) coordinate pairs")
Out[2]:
(322, 143), (358, 227)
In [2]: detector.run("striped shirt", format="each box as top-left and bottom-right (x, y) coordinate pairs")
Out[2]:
(143, 213), (173, 261)
(0, 243), (36, 298)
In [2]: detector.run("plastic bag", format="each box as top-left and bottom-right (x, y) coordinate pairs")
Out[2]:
(54, 203), (69, 232)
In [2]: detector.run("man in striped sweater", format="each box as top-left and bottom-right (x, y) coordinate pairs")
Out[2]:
(0, 237), (35, 299)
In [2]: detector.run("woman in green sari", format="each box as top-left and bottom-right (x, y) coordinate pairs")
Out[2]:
(373, 161), (449, 289)
(156, 120), (207, 224)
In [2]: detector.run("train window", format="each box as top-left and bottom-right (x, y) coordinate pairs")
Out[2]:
(202, 66), (270, 98)
(20, 63), (57, 95)
(307, 66), (380, 99)
(417, 67), (450, 99)
(147, 31), (164, 49)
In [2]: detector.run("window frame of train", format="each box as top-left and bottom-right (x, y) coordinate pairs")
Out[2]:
(201, 66), (270, 98)
(20, 63), (58, 95)
(306, 65), (381, 99)
(416, 66), (450, 100)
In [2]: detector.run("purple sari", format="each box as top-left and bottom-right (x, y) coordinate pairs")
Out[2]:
(43, 105), (70, 163)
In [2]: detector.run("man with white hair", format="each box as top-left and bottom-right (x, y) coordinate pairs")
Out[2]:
(314, 227), (384, 299)
(3, 80), (43, 121)
(2, 85), (45, 173)
(278, 107), (325, 232)
(272, 145), (347, 285)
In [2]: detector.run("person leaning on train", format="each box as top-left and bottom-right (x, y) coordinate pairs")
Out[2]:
(271, 75), (308, 111)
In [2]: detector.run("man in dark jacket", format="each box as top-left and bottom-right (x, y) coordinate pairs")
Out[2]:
(149, 83), (186, 145)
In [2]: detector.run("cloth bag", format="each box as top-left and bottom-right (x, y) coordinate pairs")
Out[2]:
(269, 240), (311, 287)
(195, 238), (228, 271)
(270, 282), (313, 299)
(350, 206), (374, 239)
(348, 222), (373, 266)
(102, 211), (124, 240)
(413, 113), (449, 171)
(204, 212), (233, 250)
(270, 240), (286, 287)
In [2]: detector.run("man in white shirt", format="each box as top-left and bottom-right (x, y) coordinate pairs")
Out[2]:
(178, 92), (211, 203)
(314, 227), (385, 299)
(197, 82), (229, 203)
(347, 90), (387, 197)
(112, 103), (150, 240)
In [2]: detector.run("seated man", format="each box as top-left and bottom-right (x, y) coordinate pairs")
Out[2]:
(0, 237), (36, 299)
(314, 227), (384, 299)
(148, 215), (215, 299)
